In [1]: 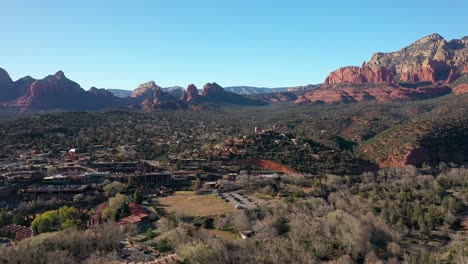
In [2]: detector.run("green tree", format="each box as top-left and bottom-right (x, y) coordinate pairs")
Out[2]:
(0, 210), (12, 227)
(13, 213), (26, 226)
(155, 238), (172, 253)
(103, 181), (127, 197)
(31, 210), (59, 234)
(146, 227), (155, 240)
(134, 188), (143, 204)
(58, 206), (76, 222)
(61, 219), (84, 230)
(73, 194), (84, 203)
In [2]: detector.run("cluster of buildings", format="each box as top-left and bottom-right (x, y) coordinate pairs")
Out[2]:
(0, 150), (177, 200)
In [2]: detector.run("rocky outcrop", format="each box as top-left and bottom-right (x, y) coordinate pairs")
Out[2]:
(397, 59), (449, 83)
(180, 84), (200, 102)
(11, 71), (84, 109)
(13, 76), (36, 98)
(296, 83), (451, 105)
(0, 68), (11, 82)
(325, 34), (467, 86)
(367, 34), (467, 83)
(202, 82), (267, 106)
(446, 69), (458, 83)
(325, 65), (394, 84)
(314, 34), (467, 105)
(202, 82), (225, 97)
(89, 87), (118, 98)
(453, 84), (468, 95)
(0, 68), (17, 102)
(131, 81), (160, 99)
(140, 87), (187, 111)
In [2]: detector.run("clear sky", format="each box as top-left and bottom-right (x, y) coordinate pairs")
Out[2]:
(1, 0), (467, 90)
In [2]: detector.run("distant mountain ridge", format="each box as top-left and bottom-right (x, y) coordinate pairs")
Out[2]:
(106, 89), (132, 98)
(107, 85), (317, 98)
(1, 33), (467, 111)
(6, 71), (129, 110)
(107, 87), (185, 98)
(224, 86), (289, 94)
(0, 68), (268, 111)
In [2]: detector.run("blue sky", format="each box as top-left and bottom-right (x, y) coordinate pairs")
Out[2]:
(1, 0), (467, 90)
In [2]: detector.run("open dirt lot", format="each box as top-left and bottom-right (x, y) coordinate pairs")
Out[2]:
(156, 191), (235, 217)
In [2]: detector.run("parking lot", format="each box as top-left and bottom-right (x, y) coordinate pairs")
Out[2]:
(219, 191), (258, 209)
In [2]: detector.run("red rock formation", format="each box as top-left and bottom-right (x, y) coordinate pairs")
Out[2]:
(131, 81), (160, 99)
(140, 86), (187, 111)
(375, 146), (430, 168)
(399, 60), (441, 83)
(446, 69), (458, 83)
(324, 65), (394, 84)
(325, 34), (466, 85)
(9, 71), (124, 110)
(29, 72), (82, 97)
(238, 159), (299, 174)
(296, 83), (451, 105)
(89, 87), (118, 98)
(180, 84), (199, 102)
(453, 84), (468, 95)
(13, 76), (36, 98)
(463, 65), (468, 74)
(201, 82), (267, 106)
(415, 85), (451, 98)
(202, 82), (225, 96)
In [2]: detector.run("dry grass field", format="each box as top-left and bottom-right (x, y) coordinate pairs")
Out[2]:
(156, 191), (235, 217)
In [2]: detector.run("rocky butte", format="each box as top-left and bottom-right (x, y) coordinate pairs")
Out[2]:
(201, 82), (267, 106)
(180, 84), (200, 102)
(131, 81), (161, 100)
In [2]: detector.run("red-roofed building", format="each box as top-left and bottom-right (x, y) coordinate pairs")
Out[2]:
(0, 225), (33, 241)
(88, 202), (149, 228)
(118, 203), (149, 226)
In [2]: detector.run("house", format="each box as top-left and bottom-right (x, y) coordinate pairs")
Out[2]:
(43, 174), (69, 185)
(117, 203), (149, 227)
(139, 172), (172, 186)
(0, 225), (33, 241)
(91, 162), (138, 174)
(3, 171), (44, 185)
(21, 184), (89, 196)
(57, 164), (88, 175)
(68, 172), (109, 184)
(89, 202), (150, 228)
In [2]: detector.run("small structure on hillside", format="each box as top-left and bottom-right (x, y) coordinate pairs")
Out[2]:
(0, 225), (33, 241)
